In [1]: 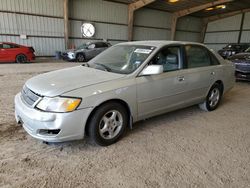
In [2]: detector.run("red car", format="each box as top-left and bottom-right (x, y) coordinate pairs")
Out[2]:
(0, 42), (35, 63)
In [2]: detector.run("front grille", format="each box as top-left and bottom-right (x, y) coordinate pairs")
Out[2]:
(21, 85), (40, 106)
(235, 64), (250, 73)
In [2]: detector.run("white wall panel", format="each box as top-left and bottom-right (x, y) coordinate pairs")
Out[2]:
(69, 0), (127, 24)
(177, 16), (202, 32)
(0, 35), (64, 56)
(243, 12), (250, 30)
(204, 32), (239, 43)
(206, 14), (242, 32)
(133, 27), (170, 41)
(0, 0), (63, 17)
(134, 8), (172, 29)
(240, 31), (250, 43)
(69, 20), (128, 41)
(0, 12), (64, 36)
(175, 31), (200, 42)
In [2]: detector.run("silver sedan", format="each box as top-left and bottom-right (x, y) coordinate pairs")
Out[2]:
(15, 41), (235, 146)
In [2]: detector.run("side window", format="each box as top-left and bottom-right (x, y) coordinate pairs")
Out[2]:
(0, 44), (3, 48)
(150, 46), (180, 72)
(88, 43), (95, 49)
(185, 45), (211, 68)
(95, 42), (108, 48)
(3, 44), (12, 49)
(102, 43), (108, 48)
(95, 43), (102, 48)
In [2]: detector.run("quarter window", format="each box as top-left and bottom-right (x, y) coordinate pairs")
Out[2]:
(185, 45), (211, 68)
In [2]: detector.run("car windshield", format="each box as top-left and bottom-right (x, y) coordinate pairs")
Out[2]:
(88, 45), (156, 74)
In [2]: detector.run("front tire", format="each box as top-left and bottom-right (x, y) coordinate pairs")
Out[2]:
(16, 54), (27, 63)
(76, 53), (85, 62)
(88, 102), (128, 146)
(199, 83), (223, 111)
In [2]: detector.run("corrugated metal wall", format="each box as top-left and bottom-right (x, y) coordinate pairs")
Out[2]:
(0, 0), (64, 56)
(0, 0), (203, 56)
(204, 13), (249, 51)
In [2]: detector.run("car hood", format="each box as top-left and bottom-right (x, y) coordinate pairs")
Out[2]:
(230, 53), (250, 62)
(25, 66), (125, 97)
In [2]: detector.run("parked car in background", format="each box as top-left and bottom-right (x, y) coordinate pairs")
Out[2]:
(229, 47), (250, 81)
(0, 42), (35, 63)
(218, 43), (250, 59)
(62, 41), (111, 62)
(15, 41), (235, 146)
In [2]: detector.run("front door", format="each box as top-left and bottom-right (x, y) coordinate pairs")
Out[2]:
(136, 46), (188, 120)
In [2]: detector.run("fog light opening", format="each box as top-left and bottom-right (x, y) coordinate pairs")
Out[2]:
(38, 129), (61, 136)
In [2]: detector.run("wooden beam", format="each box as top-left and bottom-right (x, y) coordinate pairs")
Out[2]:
(129, 0), (156, 11)
(170, 0), (232, 41)
(128, 0), (156, 41)
(170, 13), (178, 40)
(204, 8), (250, 23)
(200, 19), (208, 43)
(63, 0), (69, 49)
(175, 0), (233, 17)
(238, 13), (245, 43)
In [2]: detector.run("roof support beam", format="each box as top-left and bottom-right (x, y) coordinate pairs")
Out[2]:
(203, 8), (250, 23)
(128, 0), (156, 41)
(170, 0), (233, 41)
(200, 19), (208, 43)
(63, 0), (69, 49)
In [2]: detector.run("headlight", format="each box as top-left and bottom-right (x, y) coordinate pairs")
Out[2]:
(67, 52), (75, 58)
(36, 97), (81, 113)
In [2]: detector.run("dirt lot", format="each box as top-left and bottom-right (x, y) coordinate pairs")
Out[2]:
(0, 61), (250, 188)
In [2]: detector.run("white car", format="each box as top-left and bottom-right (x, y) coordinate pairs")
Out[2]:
(15, 41), (235, 146)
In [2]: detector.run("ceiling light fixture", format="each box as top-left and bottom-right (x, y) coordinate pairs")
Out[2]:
(168, 0), (179, 3)
(205, 4), (226, 11)
(205, 7), (214, 11)
(216, 5), (226, 9)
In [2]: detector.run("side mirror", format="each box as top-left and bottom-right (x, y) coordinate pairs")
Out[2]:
(139, 65), (163, 76)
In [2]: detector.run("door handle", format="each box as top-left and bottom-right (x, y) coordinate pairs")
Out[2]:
(178, 76), (185, 82)
(211, 71), (215, 75)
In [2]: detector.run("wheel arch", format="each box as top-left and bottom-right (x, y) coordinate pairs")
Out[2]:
(15, 53), (27, 63)
(214, 80), (224, 94)
(85, 99), (133, 136)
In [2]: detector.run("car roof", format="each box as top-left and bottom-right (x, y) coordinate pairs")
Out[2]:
(116, 40), (206, 48)
(0, 42), (19, 45)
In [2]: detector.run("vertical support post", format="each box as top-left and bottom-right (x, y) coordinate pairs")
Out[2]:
(64, 0), (69, 49)
(200, 19), (208, 43)
(128, 5), (134, 41)
(238, 13), (245, 44)
(170, 14), (178, 41)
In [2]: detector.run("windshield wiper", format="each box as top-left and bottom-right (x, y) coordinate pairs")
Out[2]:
(94, 63), (111, 72)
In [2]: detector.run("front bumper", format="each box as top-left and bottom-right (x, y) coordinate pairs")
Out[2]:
(61, 53), (76, 61)
(15, 93), (93, 142)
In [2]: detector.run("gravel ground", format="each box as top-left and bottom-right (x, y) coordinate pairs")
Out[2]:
(0, 61), (250, 188)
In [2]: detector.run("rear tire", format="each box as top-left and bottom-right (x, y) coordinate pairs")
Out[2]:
(16, 54), (27, 63)
(199, 83), (222, 111)
(88, 102), (128, 146)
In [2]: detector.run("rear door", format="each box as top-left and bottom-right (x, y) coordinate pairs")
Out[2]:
(0, 43), (20, 62)
(178, 45), (217, 103)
